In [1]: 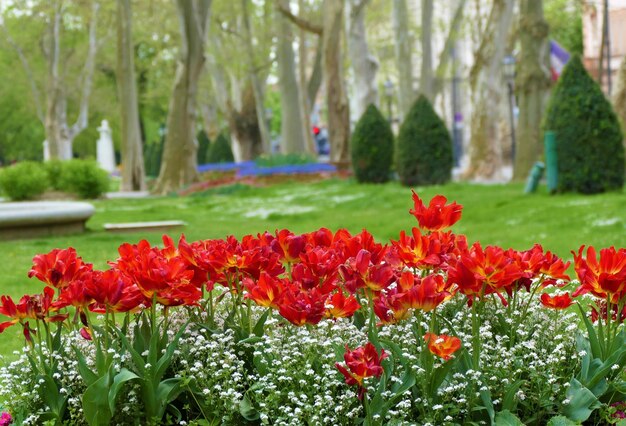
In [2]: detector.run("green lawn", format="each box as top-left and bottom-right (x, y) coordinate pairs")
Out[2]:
(1, 178), (625, 359)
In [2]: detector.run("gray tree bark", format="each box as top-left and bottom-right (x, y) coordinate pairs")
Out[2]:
(323, 0), (351, 164)
(155, 0), (211, 194)
(277, 0), (307, 154)
(37, 0), (99, 160)
(512, 0), (551, 180)
(464, 0), (515, 181)
(431, 0), (467, 99)
(419, 0), (434, 101)
(116, 0), (146, 191)
(393, 0), (414, 120)
(241, 0), (271, 154)
(613, 57), (626, 150)
(346, 0), (378, 119)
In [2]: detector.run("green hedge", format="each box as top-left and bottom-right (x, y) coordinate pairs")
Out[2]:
(0, 161), (48, 200)
(543, 55), (625, 193)
(197, 130), (211, 165)
(57, 159), (110, 199)
(207, 132), (234, 163)
(350, 104), (394, 183)
(395, 95), (453, 186)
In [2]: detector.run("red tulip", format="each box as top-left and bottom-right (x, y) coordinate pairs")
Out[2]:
(424, 333), (462, 360)
(572, 246), (626, 304)
(409, 192), (463, 232)
(335, 342), (387, 388)
(325, 291), (360, 319)
(540, 292), (574, 310)
(28, 247), (92, 289)
(244, 272), (286, 309)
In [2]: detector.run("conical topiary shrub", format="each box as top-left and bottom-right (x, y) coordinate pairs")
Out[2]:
(350, 104), (394, 183)
(207, 132), (235, 163)
(543, 55), (624, 194)
(396, 95), (453, 186)
(197, 130), (211, 165)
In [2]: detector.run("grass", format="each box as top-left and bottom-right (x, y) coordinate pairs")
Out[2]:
(0, 178), (625, 359)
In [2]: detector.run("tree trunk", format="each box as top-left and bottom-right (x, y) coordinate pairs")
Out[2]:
(431, 0), (467, 100)
(277, 0), (307, 154)
(464, 0), (515, 181)
(155, 0), (211, 194)
(613, 57), (626, 149)
(419, 0), (434, 101)
(393, 0), (414, 120)
(116, 0), (146, 191)
(346, 0), (378, 120)
(323, 0), (350, 164)
(512, 0), (550, 181)
(297, 0), (317, 154)
(43, 0), (99, 160)
(230, 82), (264, 161)
(241, 0), (271, 155)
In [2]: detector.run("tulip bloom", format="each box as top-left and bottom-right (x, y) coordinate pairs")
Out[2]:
(277, 288), (326, 326)
(0, 411), (12, 426)
(424, 333), (462, 360)
(398, 272), (451, 312)
(335, 342), (387, 388)
(0, 287), (67, 340)
(244, 273), (285, 309)
(409, 191), (463, 232)
(325, 291), (360, 319)
(572, 246), (626, 304)
(28, 247), (92, 289)
(540, 293), (574, 310)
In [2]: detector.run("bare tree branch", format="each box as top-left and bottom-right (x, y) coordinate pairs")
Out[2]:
(69, 0), (99, 139)
(276, 1), (323, 35)
(351, 0), (370, 19)
(1, 18), (45, 123)
(432, 0), (467, 98)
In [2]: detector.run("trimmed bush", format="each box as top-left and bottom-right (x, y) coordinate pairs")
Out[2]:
(396, 95), (453, 186)
(543, 55), (625, 194)
(350, 104), (394, 183)
(0, 161), (48, 200)
(58, 159), (110, 199)
(44, 159), (65, 190)
(197, 130), (211, 165)
(207, 132), (234, 163)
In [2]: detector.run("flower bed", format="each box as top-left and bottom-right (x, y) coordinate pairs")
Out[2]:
(0, 192), (625, 425)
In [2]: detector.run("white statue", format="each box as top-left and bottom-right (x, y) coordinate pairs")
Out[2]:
(97, 120), (116, 173)
(43, 140), (50, 162)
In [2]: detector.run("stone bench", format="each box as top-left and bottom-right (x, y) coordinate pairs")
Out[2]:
(103, 220), (186, 233)
(0, 201), (95, 240)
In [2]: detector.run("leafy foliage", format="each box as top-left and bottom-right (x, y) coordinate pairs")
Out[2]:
(254, 153), (316, 167)
(0, 161), (48, 200)
(196, 130), (211, 165)
(58, 159), (110, 199)
(45, 159), (65, 191)
(207, 132), (235, 163)
(144, 136), (164, 178)
(395, 95), (453, 186)
(543, 55), (625, 194)
(350, 104), (394, 183)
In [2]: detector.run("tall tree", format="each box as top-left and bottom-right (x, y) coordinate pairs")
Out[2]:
(419, 0), (434, 101)
(346, 0), (378, 119)
(512, 0), (551, 180)
(116, 0), (146, 191)
(276, 0), (307, 154)
(614, 57), (626, 142)
(323, 0), (350, 163)
(392, 0), (414, 120)
(155, 0), (212, 194)
(1, 0), (99, 160)
(464, 0), (515, 181)
(241, 0), (272, 154)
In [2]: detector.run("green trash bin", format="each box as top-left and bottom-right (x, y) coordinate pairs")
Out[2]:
(544, 131), (558, 193)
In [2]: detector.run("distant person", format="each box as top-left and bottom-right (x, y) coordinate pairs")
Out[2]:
(314, 126), (330, 155)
